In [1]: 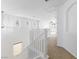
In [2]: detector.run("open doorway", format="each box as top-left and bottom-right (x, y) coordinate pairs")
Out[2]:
(48, 17), (57, 47)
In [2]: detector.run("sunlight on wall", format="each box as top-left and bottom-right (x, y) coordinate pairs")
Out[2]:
(13, 42), (23, 56)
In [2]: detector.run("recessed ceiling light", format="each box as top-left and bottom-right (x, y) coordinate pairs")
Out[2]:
(45, 0), (48, 2)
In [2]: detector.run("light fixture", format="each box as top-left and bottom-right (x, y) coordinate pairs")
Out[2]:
(1, 11), (5, 29)
(45, 0), (48, 2)
(16, 20), (19, 26)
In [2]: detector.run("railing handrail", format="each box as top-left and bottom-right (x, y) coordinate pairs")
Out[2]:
(31, 29), (47, 41)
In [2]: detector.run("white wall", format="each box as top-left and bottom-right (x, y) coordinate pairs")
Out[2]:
(57, 0), (77, 57)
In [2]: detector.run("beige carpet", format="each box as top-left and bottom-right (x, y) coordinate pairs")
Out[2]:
(48, 37), (76, 59)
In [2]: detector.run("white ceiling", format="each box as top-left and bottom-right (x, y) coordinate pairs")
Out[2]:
(1, 0), (67, 20)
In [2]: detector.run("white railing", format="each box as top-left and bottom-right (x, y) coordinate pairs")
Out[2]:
(13, 29), (48, 59)
(29, 29), (48, 59)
